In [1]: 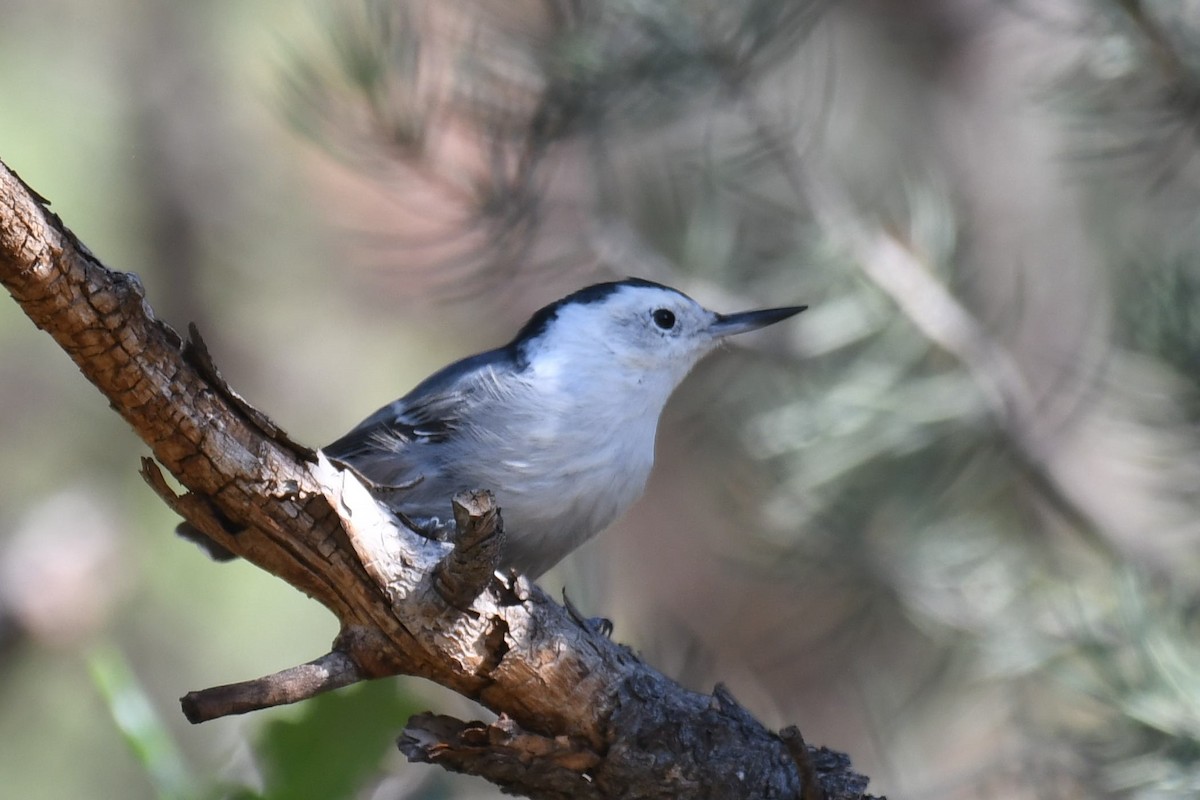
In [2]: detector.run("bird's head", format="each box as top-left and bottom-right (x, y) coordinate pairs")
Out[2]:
(510, 279), (805, 397)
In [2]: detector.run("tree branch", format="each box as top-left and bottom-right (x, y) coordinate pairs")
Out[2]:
(0, 156), (876, 799)
(181, 650), (363, 724)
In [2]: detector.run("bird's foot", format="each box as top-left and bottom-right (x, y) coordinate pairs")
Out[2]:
(562, 589), (613, 638)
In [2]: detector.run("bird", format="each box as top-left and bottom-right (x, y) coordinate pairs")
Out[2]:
(321, 278), (805, 578)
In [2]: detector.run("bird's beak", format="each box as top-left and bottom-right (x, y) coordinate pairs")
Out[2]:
(709, 305), (807, 337)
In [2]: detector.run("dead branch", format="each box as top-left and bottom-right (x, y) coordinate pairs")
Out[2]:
(0, 157), (876, 799)
(181, 651), (363, 724)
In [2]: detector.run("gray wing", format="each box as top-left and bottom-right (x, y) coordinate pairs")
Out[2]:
(321, 348), (511, 489)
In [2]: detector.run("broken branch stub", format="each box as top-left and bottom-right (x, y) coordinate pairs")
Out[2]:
(436, 490), (506, 609)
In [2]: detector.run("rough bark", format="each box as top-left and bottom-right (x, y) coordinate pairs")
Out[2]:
(0, 157), (876, 800)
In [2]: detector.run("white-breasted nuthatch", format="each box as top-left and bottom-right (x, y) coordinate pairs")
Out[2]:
(323, 278), (805, 577)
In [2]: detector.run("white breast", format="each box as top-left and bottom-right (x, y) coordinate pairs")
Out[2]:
(461, 351), (669, 576)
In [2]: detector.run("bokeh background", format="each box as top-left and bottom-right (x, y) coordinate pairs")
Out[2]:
(3, 1), (1200, 798)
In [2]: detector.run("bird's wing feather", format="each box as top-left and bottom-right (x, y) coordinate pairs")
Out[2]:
(321, 348), (512, 486)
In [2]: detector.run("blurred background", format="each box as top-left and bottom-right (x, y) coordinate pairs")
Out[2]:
(2, 1), (1200, 798)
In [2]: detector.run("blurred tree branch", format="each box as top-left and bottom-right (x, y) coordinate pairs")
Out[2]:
(0, 157), (876, 798)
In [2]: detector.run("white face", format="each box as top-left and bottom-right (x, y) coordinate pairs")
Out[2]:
(551, 284), (721, 377)
(519, 281), (803, 409)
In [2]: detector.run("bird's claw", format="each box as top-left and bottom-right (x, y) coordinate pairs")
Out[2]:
(562, 589), (614, 638)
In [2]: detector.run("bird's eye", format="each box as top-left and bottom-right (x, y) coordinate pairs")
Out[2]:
(652, 308), (676, 330)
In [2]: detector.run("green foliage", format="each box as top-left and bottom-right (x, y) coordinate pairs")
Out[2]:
(1053, 575), (1200, 799)
(253, 680), (423, 800)
(88, 644), (198, 800)
(281, 0), (425, 159)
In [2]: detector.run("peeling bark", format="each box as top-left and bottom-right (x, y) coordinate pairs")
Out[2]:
(0, 157), (877, 799)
